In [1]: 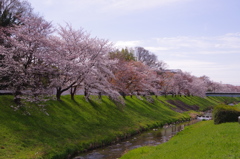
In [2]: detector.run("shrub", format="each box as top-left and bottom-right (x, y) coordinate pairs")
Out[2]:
(213, 105), (240, 124)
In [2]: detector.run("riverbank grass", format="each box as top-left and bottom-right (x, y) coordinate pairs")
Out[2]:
(1, 95), (239, 158)
(120, 120), (240, 159)
(0, 95), (188, 159)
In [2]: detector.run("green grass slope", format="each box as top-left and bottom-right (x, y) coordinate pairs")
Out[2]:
(0, 95), (239, 158)
(120, 121), (240, 159)
(0, 95), (185, 159)
(157, 96), (240, 111)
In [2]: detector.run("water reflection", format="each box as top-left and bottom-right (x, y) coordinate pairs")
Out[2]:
(74, 120), (199, 159)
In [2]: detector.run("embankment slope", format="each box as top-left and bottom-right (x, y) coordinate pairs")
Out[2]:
(0, 95), (239, 158)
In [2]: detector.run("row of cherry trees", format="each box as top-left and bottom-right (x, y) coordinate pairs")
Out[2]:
(0, 0), (240, 110)
(0, 0), (124, 107)
(111, 47), (240, 98)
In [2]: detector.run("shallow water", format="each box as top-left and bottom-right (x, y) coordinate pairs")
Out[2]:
(74, 120), (199, 159)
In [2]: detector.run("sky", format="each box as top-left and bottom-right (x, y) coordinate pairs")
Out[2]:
(29, 0), (240, 86)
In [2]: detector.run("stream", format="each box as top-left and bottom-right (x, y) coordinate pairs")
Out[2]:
(73, 119), (200, 159)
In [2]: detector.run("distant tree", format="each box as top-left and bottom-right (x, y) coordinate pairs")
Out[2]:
(172, 73), (187, 96)
(158, 72), (175, 97)
(188, 76), (207, 97)
(207, 81), (221, 93)
(109, 47), (135, 61)
(135, 47), (156, 66)
(111, 61), (139, 97)
(111, 60), (157, 97)
(135, 46), (167, 71)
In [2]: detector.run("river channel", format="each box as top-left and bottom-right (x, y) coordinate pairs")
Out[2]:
(74, 119), (200, 159)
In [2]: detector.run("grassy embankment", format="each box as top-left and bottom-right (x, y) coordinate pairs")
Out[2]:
(0, 95), (239, 158)
(120, 120), (240, 159)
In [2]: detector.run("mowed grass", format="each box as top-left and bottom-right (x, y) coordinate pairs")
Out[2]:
(0, 95), (188, 159)
(156, 96), (217, 111)
(0, 95), (239, 158)
(120, 120), (240, 159)
(155, 96), (240, 111)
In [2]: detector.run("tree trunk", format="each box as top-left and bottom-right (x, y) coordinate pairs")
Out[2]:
(14, 86), (22, 105)
(120, 91), (126, 99)
(164, 92), (167, 97)
(56, 87), (62, 101)
(84, 86), (90, 101)
(137, 91), (140, 96)
(70, 86), (77, 101)
(98, 92), (102, 99)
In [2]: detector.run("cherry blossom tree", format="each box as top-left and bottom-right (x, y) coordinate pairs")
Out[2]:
(49, 25), (91, 101)
(158, 72), (175, 97)
(188, 76), (207, 97)
(0, 0), (33, 90)
(0, 14), (54, 106)
(50, 25), (124, 105)
(80, 61), (125, 107)
(172, 72), (188, 96)
(111, 61), (140, 97)
(111, 60), (157, 98)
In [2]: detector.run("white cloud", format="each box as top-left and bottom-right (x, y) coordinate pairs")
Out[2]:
(194, 50), (240, 55)
(113, 33), (240, 56)
(31, 0), (191, 16)
(58, 0), (190, 11)
(166, 60), (216, 70)
(145, 47), (170, 52)
(166, 59), (240, 85)
(149, 33), (240, 55)
(112, 33), (240, 60)
(43, 0), (53, 5)
(31, 0), (54, 6)
(155, 36), (213, 50)
(114, 40), (141, 48)
(100, 0), (190, 12)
